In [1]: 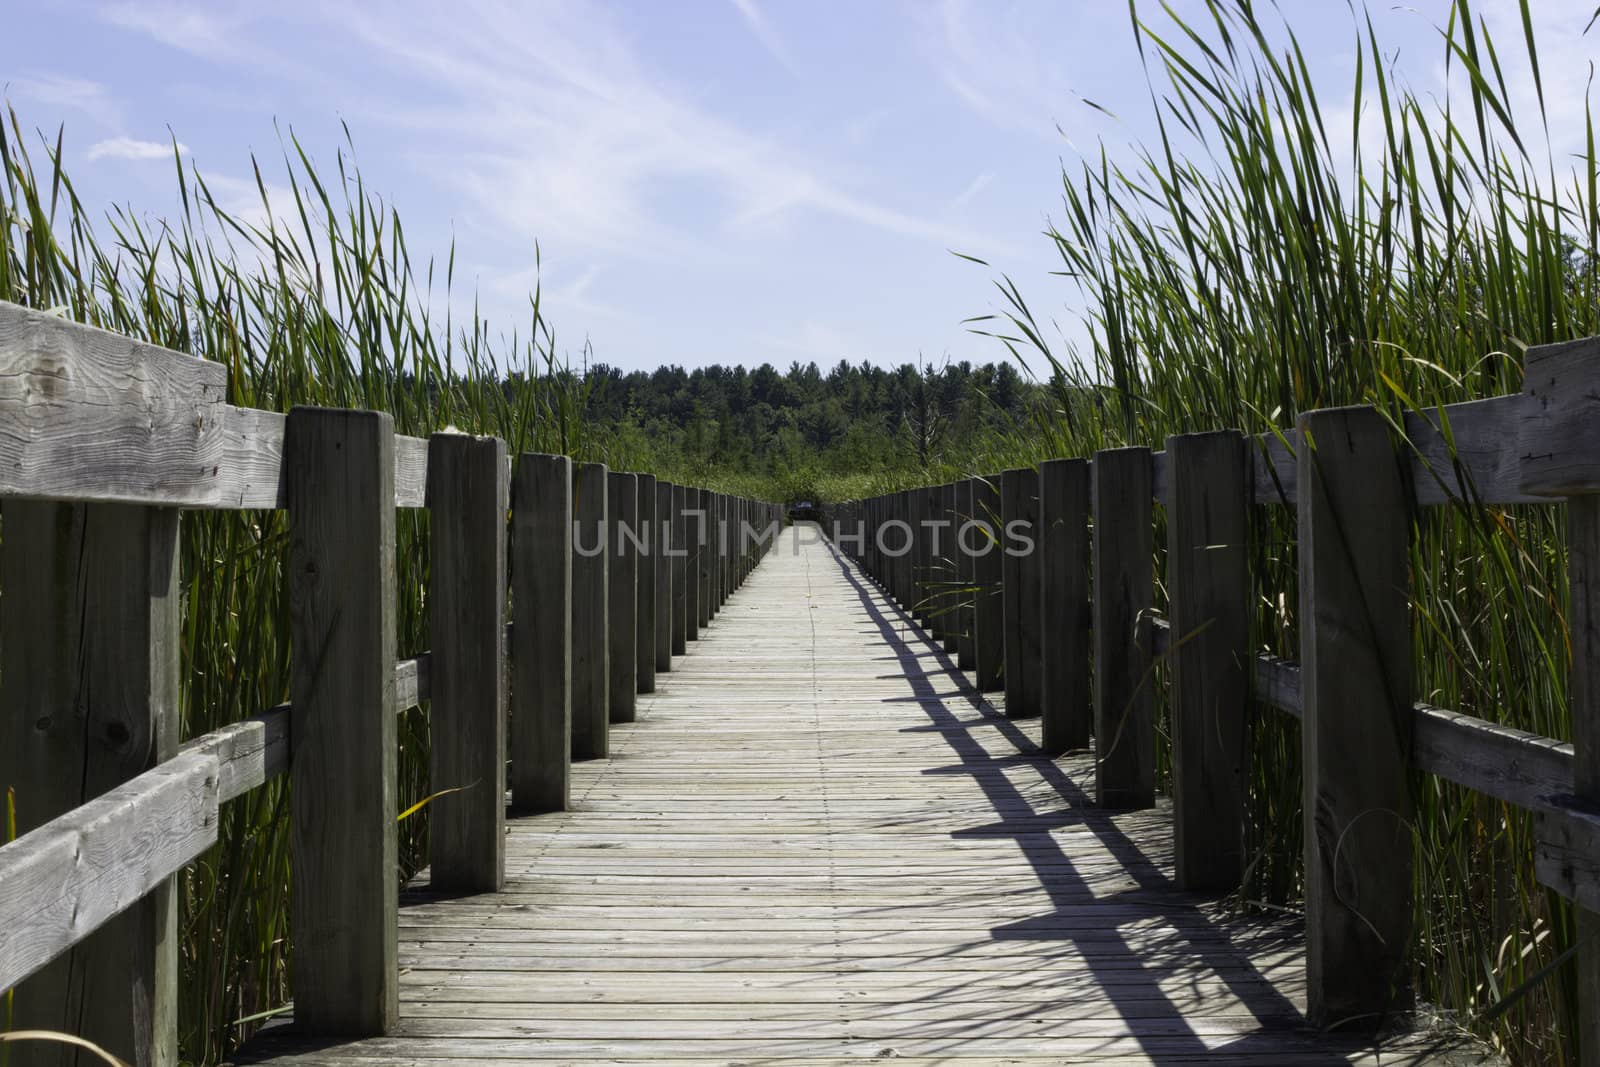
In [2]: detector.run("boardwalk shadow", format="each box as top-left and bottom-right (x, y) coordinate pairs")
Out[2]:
(821, 539), (1458, 1065)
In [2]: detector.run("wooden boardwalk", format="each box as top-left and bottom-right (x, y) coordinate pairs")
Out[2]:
(243, 525), (1488, 1066)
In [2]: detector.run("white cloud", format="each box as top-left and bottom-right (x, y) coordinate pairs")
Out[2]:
(730, 0), (797, 75)
(87, 136), (187, 162)
(914, 0), (1123, 144)
(99, 3), (231, 56)
(6, 75), (122, 128)
(947, 171), (994, 212)
(327, 0), (990, 263)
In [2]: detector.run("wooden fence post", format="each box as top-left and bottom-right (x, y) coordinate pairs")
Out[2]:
(426, 432), (508, 893)
(1167, 431), (1249, 891)
(714, 492), (727, 610)
(672, 484), (689, 653)
(0, 501), (182, 1066)
(510, 452), (571, 813)
(1564, 495), (1600, 1064)
(637, 473), (657, 693)
(1092, 447), (1154, 809)
(1001, 467), (1042, 718)
(900, 490), (914, 613)
(607, 472), (638, 723)
(572, 461), (609, 760)
(911, 486), (930, 626)
(1039, 458), (1091, 754)
(973, 476), (1004, 692)
(940, 483), (959, 654)
(1298, 406), (1414, 1029)
(655, 479), (675, 673)
(686, 487), (703, 639)
(697, 489), (713, 630)
(285, 407), (398, 1034)
(957, 478), (977, 670)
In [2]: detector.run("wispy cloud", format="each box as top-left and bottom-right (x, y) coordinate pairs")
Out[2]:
(326, 0), (988, 262)
(946, 171), (994, 212)
(87, 136), (186, 161)
(915, 0), (1123, 145)
(99, 2), (232, 56)
(730, 0), (797, 75)
(6, 75), (123, 128)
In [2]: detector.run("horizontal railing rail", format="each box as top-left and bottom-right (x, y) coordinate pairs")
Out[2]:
(0, 300), (784, 1065)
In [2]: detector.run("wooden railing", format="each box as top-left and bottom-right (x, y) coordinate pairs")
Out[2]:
(0, 302), (782, 1065)
(828, 338), (1600, 1052)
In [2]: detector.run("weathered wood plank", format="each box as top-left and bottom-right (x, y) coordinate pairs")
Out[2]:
(0, 301), (244, 508)
(1297, 406), (1413, 1030)
(572, 462), (610, 760)
(1092, 447), (1155, 810)
(0, 750), (219, 996)
(0, 499), (183, 1067)
(0, 301), (433, 510)
(427, 433), (508, 892)
(182, 707), (289, 804)
(1519, 337), (1600, 496)
(1167, 432), (1250, 893)
(510, 454), (571, 813)
(1535, 803), (1600, 912)
(285, 406), (399, 1035)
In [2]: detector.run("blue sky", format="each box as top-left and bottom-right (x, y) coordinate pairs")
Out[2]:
(6, 1), (1597, 374)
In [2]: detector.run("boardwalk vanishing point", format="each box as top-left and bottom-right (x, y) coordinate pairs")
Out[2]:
(241, 524), (1489, 1066)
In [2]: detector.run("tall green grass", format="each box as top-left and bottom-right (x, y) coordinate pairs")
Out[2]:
(0, 111), (657, 1060)
(970, 1), (1596, 1061)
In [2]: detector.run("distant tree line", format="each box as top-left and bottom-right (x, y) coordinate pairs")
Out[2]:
(570, 358), (1045, 501)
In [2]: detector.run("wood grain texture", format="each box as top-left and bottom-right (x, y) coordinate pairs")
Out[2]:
(572, 463), (610, 760)
(182, 707), (290, 804)
(1092, 448), (1155, 810)
(239, 525), (1482, 1067)
(0, 302), (432, 510)
(608, 473), (639, 724)
(285, 407), (399, 1035)
(1519, 338), (1600, 496)
(637, 474), (659, 692)
(0, 500), (182, 1067)
(427, 434), (509, 893)
(510, 453), (572, 813)
(1297, 406), (1414, 1031)
(971, 476), (1004, 693)
(0, 750), (219, 996)
(1535, 804), (1600, 912)
(1001, 467), (1042, 720)
(1167, 432), (1249, 892)
(1039, 459), (1091, 755)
